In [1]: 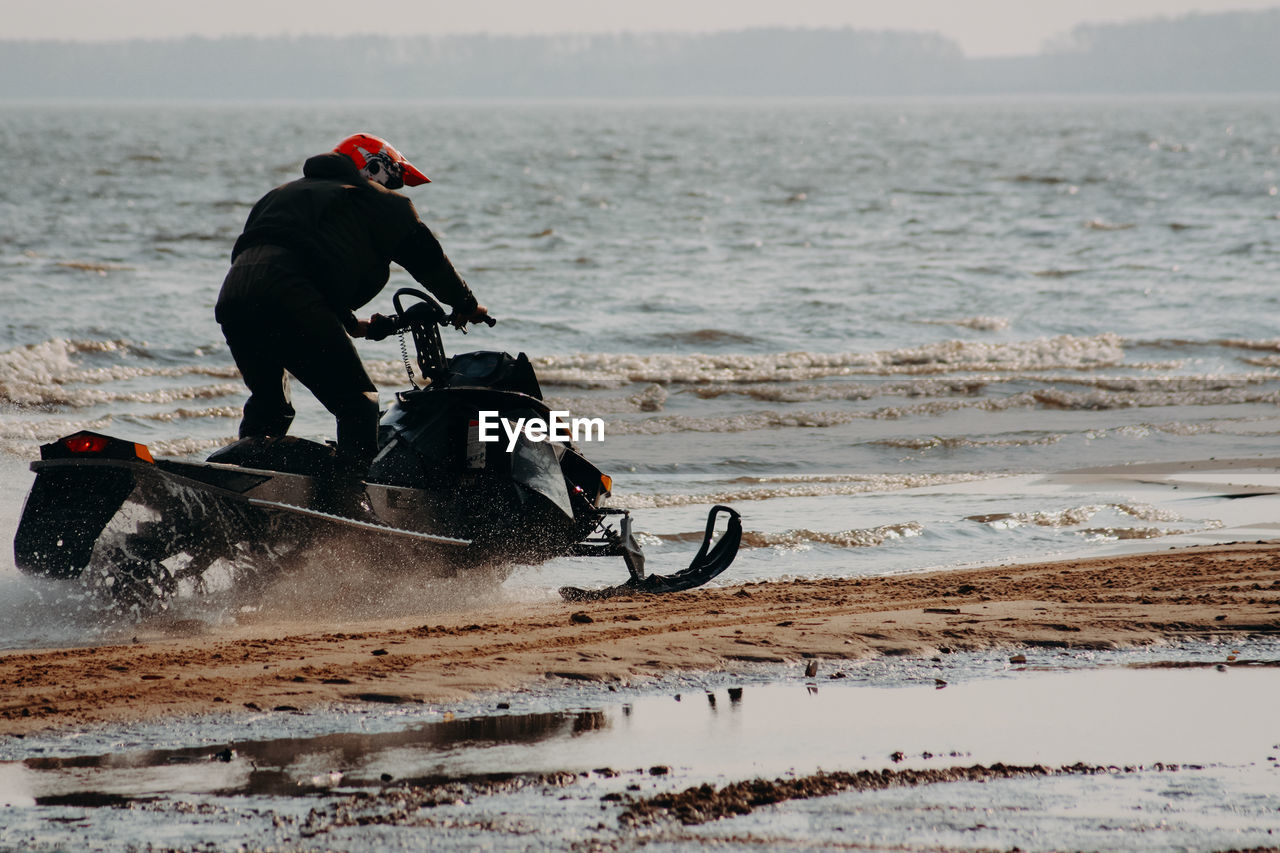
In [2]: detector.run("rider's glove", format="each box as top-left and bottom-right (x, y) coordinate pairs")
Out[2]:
(365, 313), (398, 341)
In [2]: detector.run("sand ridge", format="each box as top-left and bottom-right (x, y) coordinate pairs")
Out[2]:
(2, 541), (1278, 736)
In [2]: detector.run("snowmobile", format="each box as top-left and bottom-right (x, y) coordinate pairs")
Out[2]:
(13, 288), (741, 609)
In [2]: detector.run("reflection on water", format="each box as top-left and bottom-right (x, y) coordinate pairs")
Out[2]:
(13, 709), (607, 801)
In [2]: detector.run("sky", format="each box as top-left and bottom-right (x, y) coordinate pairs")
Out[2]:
(6, 0), (1278, 57)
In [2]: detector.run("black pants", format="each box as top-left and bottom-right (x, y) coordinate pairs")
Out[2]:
(216, 247), (379, 464)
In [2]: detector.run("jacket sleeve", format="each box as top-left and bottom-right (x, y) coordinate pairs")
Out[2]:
(390, 221), (478, 314)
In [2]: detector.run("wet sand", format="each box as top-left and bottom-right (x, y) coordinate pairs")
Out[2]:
(2, 541), (1278, 737)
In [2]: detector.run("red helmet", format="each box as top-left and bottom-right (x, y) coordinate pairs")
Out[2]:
(334, 133), (430, 189)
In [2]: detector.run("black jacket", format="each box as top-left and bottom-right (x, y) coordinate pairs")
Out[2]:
(223, 152), (476, 328)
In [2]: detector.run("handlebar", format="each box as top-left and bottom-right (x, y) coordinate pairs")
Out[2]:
(371, 288), (496, 385)
(366, 289), (496, 341)
(401, 288), (495, 330)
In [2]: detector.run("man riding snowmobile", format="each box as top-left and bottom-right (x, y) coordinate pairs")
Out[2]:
(11, 135), (744, 610)
(215, 133), (490, 469)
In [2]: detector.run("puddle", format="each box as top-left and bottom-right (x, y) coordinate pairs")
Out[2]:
(6, 710), (605, 803)
(2, 657), (1278, 850)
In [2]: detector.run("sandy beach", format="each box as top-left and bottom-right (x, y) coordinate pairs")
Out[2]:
(3, 539), (1277, 738)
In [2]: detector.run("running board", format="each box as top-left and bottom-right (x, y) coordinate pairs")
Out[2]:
(559, 505), (742, 601)
(247, 498), (473, 547)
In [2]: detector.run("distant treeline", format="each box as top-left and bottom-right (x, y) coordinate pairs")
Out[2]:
(3, 9), (1279, 98)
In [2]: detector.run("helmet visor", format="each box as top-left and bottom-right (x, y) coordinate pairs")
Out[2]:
(401, 160), (430, 186)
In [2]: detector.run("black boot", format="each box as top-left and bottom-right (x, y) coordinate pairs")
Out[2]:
(317, 453), (376, 522)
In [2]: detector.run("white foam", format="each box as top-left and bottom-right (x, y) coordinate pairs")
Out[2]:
(136, 406), (242, 422)
(739, 522), (925, 549)
(604, 394), (1042, 436)
(526, 334), (1128, 387)
(967, 502), (1184, 532)
(610, 472), (992, 508)
(1033, 385), (1280, 411)
(1240, 355), (1280, 368)
(0, 339), (240, 408)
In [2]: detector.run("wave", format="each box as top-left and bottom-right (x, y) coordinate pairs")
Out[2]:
(601, 380), (1280, 435)
(688, 379), (990, 403)
(656, 522), (924, 550)
(1008, 174), (1071, 185)
(609, 472), (992, 508)
(375, 362), (677, 414)
(965, 503), (1225, 542)
(528, 334), (1128, 387)
(0, 339), (240, 408)
(740, 522), (924, 549)
(0, 339), (244, 458)
(1084, 219), (1136, 231)
(1, 336), (129, 362)
(1240, 355), (1280, 368)
(53, 261), (135, 273)
(0, 415), (115, 446)
(1026, 373), (1276, 391)
(871, 434), (1061, 450)
(5, 382), (244, 410)
(919, 316), (1010, 332)
(603, 390), (1089, 435)
(1210, 338), (1280, 353)
(966, 502), (1181, 529)
(685, 372), (1276, 404)
(1, 435), (233, 461)
(1078, 524), (1221, 541)
(1125, 337), (1280, 353)
(151, 231), (233, 243)
(544, 384), (670, 415)
(18, 337), (1268, 415)
(134, 406), (242, 422)
(1032, 386), (1280, 411)
(605, 409), (871, 435)
(644, 329), (763, 346)
(0, 405), (239, 455)
(70, 365), (240, 385)
(8, 337), (1280, 457)
(607, 409), (1276, 447)
(365, 360), (421, 386)
(1032, 269), (1090, 278)
(723, 473), (928, 485)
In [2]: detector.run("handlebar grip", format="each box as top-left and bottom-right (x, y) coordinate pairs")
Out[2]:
(365, 313), (398, 341)
(447, 312), (497, 329)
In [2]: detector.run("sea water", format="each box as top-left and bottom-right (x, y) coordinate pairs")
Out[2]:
(1, 97), (1279, 642)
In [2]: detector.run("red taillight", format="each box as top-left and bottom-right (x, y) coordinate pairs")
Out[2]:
(41, 431), (155, 463)
(64, 434), (110, 454)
